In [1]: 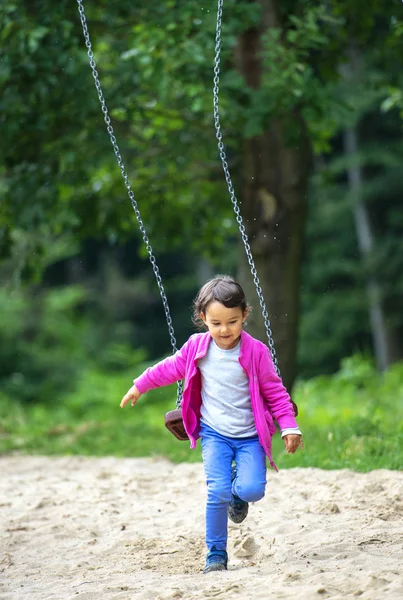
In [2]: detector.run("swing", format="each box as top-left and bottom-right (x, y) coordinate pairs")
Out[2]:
(77, 0), (297, 442)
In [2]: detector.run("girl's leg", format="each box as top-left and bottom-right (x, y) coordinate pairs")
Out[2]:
(233, 437), (267, 503)
(200, 424), (234, 551)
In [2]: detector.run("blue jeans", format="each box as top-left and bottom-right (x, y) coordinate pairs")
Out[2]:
(200, 422), (267, 551)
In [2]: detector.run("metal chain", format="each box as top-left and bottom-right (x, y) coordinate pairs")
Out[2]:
(76, 0), (183, 406)
(213, 0), (280, 375)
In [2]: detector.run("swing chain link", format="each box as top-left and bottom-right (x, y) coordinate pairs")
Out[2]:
(76, 0), (183, 407)
(213, 0), (280, 376)
(77, 0), (279, 392)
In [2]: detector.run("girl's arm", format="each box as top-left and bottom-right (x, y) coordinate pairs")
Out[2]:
(258, 347), (299, 430)
(120, 340), (189, 409)
(258, 347), (303, 453)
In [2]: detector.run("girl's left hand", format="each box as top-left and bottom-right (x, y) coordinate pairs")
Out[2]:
(283, 434), (304, 454)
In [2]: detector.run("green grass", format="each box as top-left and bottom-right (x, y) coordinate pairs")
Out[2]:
(0, 367), (202, 463)
(273, 355), (403, 471)
(1, 355), (402, 471)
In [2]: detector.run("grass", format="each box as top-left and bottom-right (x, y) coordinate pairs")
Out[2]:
(1, 355), (402, 472)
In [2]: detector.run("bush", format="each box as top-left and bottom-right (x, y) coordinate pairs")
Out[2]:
(0, 285), (143, 404)
(273, 355), (403, 471)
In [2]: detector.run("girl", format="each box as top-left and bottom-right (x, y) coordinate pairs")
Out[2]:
(120, 275), (303, 573)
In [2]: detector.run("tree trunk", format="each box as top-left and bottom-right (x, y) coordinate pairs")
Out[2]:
(236, 0), (311, 391)
(343, 127), (395, 371)
(341, 44), (399, 370)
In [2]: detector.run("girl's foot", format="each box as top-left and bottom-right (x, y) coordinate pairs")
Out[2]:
(228, 464), (249, 523)
(203, 547), (228, 573)
(228, 493), (249, 523)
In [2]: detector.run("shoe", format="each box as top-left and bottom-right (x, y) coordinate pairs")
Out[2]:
(228, 464), (249, 524)
(203, 547), (228, 574)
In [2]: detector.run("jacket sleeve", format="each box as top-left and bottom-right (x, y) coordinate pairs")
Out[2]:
(258, 346), (299, 430)
(133, 340), (188, 394)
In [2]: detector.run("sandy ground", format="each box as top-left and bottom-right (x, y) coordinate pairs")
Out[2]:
(0, 456), (402, 600)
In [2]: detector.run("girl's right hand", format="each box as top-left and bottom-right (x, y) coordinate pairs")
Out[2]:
(120, 384), (142, 408)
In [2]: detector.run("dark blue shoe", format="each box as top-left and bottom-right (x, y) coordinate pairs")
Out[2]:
(203, 547), (228, 573)
(228, 464), (249, 524)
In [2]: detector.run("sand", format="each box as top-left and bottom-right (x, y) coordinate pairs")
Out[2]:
(1, 455), (402, 600)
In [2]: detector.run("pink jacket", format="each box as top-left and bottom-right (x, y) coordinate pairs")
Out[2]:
(134, 330), (299, 470)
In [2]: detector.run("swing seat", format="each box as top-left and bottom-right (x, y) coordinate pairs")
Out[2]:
(164, 408), (189, 441)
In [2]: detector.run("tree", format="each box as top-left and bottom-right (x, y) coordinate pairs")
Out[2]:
(2, 0), (403, 387)
(341, 60), (392, 372)
(235, 0), (314, 389)
(308, 1), (403, 372)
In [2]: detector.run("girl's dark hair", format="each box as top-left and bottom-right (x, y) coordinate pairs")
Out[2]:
(192, 275), (249, 326)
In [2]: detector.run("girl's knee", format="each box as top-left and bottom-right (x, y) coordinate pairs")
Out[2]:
(237, 481), (266, 503)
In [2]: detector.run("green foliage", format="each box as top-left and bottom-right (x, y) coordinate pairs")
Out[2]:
(274, 355), (403, 471)
(298, 108), (403, 376)
(1, 354), (402, 472)
(0, 285), (86, 402)
(298, 177), (369, 376)
(1, 0), (103, 278)
(294, 0), (403, 375)
(0, 284), (144, 404)
(251, 6), (340, 148)
(1, 0), (403, 390)
(0, 0), (245, 277)
(0, 366), (201, 463)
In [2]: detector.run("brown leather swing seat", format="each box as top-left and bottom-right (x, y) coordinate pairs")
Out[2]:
(164, 408), (188, 441)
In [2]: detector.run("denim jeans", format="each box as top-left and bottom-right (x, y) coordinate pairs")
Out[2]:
(200, 422), (267, 551)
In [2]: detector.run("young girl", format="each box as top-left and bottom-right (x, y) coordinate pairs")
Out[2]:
(120, 275), (303, 573)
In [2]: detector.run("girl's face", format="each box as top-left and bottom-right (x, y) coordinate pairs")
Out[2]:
(200, 301), (248, 350)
